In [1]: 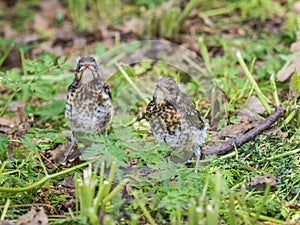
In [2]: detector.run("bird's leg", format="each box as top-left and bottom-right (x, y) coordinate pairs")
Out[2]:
(64, 135), (77, 162)
(103, 129), (107, 136)
(194, 145), (201, 174)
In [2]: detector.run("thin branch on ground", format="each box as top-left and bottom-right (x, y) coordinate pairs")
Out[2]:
(202, 106), (286, 156)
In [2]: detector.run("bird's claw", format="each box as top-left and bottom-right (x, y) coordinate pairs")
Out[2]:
(63, 135), (77, 162)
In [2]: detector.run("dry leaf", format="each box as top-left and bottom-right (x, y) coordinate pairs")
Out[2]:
(0, 220), (18, 225)
(247, 174), (277, 190)
(238, 95), (265, 123)
(218, 121), (260, 138)
(33, 14), (51, 31)
(114, 18), (145, 36)
(39, 0), (63, 19)
(293, 1), (300, 14)
(277, 25), (300, 82)
(17, 207), (49, 225)
(247, 95), (265, 114)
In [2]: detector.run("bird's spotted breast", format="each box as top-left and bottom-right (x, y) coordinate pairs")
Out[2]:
(64, 56), (114, 162)
(65, 58), (113, 134)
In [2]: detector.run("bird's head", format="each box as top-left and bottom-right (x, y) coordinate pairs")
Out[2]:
(154, 76), (180, 103)
(75, 56), (100, 83)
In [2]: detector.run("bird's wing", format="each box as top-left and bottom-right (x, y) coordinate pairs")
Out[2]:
(179, 93), (205, 130)
(186, 110), (205, 130)
(103, 82), (112, 100)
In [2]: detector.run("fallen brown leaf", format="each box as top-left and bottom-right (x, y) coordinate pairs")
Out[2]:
(247, 174), (277, 190)
(114, 18), (144, 36)
(218, 121), (260, 138)
(17, 207), (49, 225)
(0, 220), (17, 225)
(277, 25), (300, 82)
(286, 201), (300, 209)
(293, 1), (300, 14)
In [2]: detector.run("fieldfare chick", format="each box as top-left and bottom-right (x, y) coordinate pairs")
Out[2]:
(64, 56), (114, 162)
(146, 77), (207, 173)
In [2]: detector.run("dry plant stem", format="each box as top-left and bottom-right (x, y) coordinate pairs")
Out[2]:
(198, 36), (213, 75)
(1, 199), (10, 220)
(203, 106), (286, 155)
(270, 73), (280, 106)
(182, 55), (206, 74)
(115, 62), (147, 101)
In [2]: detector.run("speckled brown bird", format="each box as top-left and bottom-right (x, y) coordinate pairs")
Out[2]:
(146, 76), (207, 173)
(64, 56), (114, 162)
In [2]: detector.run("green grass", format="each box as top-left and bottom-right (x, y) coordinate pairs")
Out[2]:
(1, 50), (299, 223)
(1, 0), (300, 224)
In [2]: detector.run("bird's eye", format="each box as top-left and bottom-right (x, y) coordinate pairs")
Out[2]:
(75, 64), (82, 72)
(92, 64), (98, 70)
(79, 64), (85, 70)
(105, 86), (110, 94)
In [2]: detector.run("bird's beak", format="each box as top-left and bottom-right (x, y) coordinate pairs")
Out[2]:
(77, 63), (96, 82)
(80, 63), (92, 71)
(155, 84), (171, 103)
(156, 84), (168, 93)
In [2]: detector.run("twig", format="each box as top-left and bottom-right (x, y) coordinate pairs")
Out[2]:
(203, 106), (286, 156)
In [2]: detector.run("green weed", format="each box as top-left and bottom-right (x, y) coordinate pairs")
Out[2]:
(67, 0), (122, 33)
(0, 51), (73, 126)
(144, 0), (201, 38)
(1, 1), (300, 224)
